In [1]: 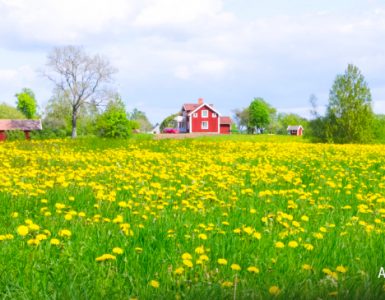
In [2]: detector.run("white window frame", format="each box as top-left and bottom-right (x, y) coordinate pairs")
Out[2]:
(201, 110), (208, 118)
(212, 113), (217, 118)
(201, 121), (208, 129)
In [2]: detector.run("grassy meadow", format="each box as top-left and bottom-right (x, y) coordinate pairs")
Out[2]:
(1, 135), (385, 299)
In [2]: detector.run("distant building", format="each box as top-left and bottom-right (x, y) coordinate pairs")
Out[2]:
(177, 98), (232, 134)
(287, 125), (303, 136)
(149, 123), (160, 134)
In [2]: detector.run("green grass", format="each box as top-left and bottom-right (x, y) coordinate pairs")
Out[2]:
(0, 137), (385, 299)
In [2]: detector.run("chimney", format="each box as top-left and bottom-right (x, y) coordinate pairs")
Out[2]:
(198, 98), (204, 105)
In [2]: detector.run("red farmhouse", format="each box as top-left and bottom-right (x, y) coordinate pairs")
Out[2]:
(177, 99), (231, 134)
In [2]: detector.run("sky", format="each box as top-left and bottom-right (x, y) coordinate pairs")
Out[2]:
(1, 0), (385, 124)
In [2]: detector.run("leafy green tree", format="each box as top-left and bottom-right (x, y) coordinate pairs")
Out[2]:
(0, 103), (26, 119)
(248, 98), (274, 133)
(95, 96), (138, 138)
(160, 113), (179, 132)
(15, 88), (37, 119)
(325, 64), (374, 143)
(373, 114), (385, 142)
(277, 113), (308, 135)
(233, 108), (250, 133)
(128, 108), (153, 132)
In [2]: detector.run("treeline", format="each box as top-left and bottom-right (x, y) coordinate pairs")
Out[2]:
(0, 89), (152, 139)
(0, 46), (153, 139)
(232, 64), (385, 143)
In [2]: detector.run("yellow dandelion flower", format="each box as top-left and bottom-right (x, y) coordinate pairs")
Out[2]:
(195, 246), (205, 254)
(112, 247), (124, 255)
(175, 267), (184, 275)
(95, 254), (116, 262)
(222, 281), (233, 287)
(304, 243), (314, 251)
(198, 233), (207, 240)
(17, 225), (29, 236)
(336, 265), (347, 273)
(275, 241), (285, 248)
(50, 238), (60, 245)
(28, 223), (40, 231)
(36, 234), (47, 241)
(288, 241), (298, 248)
(181, 252), (192, 260)
(199, 254), (209, 261)
(218, 258), (228, 265)
(253, 232), (262, 240)
(11, 212), (18, 218)
(247, 266), (259, 273)
(58, 229), (72, 237)
(302, 264), (312, 270)
(149, 280), (159, 288)
(183, 259), (193, 268)
(231, 264), (241, 271)
(135, 247), (143, 253)
(27, 239), (40, 246)
(269, 286), (281, 296)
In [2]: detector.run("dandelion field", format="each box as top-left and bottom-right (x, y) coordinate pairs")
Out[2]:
(1, 137), (385, 299)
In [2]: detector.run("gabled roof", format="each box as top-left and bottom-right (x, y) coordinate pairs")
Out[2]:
(220, 117), (232, 125)
(287, 125), (303, 130)
(183, 104), (200, 112)
(187, 103), (221, 116)
(0, 119), (42, 131)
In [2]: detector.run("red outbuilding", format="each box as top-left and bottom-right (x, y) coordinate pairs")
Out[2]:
(177, 98), (232, 134)
(287, 125), (303, 136)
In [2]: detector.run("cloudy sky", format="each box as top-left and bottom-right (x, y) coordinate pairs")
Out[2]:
(1, 0), (385, 123)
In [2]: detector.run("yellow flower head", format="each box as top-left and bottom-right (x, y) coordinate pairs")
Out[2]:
(218, 258), (228, 265)
(58, 229), (72, 237)
(50, 238), (60, 245)
(275, 241), (285, 248)
(288, 241), (298, 248)
(112, 247), (124, 255)
(17, 225), (29, 236)
(247, 266), (259, 273)
(269, 286), (281, 296)
(183, 259), (193, 268)
(336, 265), (347, 273)
(96, 254), (116, 262)
(182, 252), (192, 260)
(149, 280), (159, 288)
(195, 246), (205, 254)
(175, 267), (184, 275)
(198, 233), (207, 240)
(231, 264), (241, 271)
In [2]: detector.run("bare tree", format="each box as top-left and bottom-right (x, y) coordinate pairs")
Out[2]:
(44, 46), (117, 138)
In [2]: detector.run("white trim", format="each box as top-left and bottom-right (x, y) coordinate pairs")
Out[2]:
(189, 115), (192, 133)
(217, 116), (220, 133)
(201, 110), (208, 118)
(187, 103), (222, 116)
(201, 121), (209, 129)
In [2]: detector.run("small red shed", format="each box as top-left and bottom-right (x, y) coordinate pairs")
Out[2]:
(287, 125), (303, 136)
(219, 117), (231, 134)
(0, 119), (42, 141)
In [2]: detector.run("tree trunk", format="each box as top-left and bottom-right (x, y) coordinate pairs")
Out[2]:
(71, 108), (77, 138)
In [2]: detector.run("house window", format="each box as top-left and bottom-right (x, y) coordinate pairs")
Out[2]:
(212, 113), (217, 118)
(193, 113), (198, 118)
(201, 121), (208, 129)
(201, 110), (208, 118)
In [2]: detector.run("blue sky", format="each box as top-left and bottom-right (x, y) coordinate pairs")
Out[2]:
(0, 0), (385, 124)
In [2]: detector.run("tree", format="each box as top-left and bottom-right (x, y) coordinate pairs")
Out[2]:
(160, 113), (179, 132)
(0, 103), (26, 119)
(277, 113), (308, 135)
(233, 108), (250, 133)
(248, 98), (274, 133)
(325, 64), (374, 143)
(128, 108), (153, 132)
(95, 95), (138, 138)
(44, 45), (117, 138)
(15, 88), (37, 119)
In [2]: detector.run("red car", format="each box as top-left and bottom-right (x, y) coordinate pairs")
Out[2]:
(163, 128), (179, 134)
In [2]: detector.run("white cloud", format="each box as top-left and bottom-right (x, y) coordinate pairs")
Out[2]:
(0, 0), (135, 44)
